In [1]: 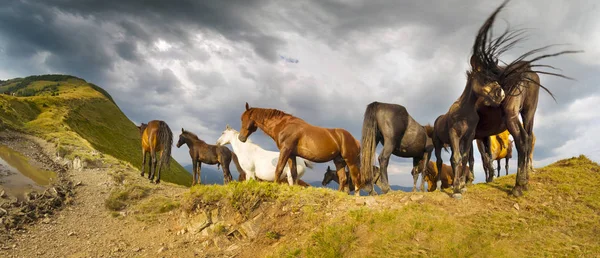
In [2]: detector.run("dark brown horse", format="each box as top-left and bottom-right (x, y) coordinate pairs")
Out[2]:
(428, 53), (506, 198)
(360, 102), (434, 194)
(137, 120), (173, 184)
(465, 0), (581, 196)
(176, 129), (245, 185)
(238, 103), (364, 196)
(322, 165), (385, 194)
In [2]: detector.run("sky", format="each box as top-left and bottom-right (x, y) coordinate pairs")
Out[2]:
(1, 0), (599, 187)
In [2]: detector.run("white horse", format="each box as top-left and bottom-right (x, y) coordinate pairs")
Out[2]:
(216, 125), (314, 186)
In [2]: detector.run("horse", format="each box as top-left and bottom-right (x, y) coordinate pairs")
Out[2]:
(360, 102), (434, 194)
(419, 161), (457, 192)
(238, 103), (364, 196)
(476, 130), (513, 181)
(465, 0), (580, 196)
(322, 165), (385, 194)
(216, 124), (314, 186)
(137, 120), (173, 184)
(176, 128), (246, 185)
(427, 50), (506, 198)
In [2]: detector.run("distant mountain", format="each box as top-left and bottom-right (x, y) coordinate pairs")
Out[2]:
(309, 181), (413, 195)
(183, 164), (243, 185)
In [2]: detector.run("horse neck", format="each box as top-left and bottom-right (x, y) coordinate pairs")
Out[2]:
(456, 77), (484, 113)
(251, 112), (287, 142)
(229, 131), (256, 154)
(184, 135), (205, 149)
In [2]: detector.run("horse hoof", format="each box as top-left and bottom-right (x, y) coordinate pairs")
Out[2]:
(140, 173), (144, 177)
(511, 186), (523, 197)
(460, 187), (467, 194)
(452, 193), (463, 199)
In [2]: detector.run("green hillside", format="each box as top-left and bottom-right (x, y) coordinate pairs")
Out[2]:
(0, 74), (191, 186)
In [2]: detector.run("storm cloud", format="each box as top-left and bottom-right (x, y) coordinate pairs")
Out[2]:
(1, 0), (598, 186)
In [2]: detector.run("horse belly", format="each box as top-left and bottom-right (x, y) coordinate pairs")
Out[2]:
(296, 136), (338, 163)
(395, 119), (426, 157)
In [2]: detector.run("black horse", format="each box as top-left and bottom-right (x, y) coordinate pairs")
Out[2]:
(360, 102), (434, 194)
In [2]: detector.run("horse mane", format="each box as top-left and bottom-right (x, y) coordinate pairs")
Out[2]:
(182, 130), (205, 143)
(472, 0), (582, 101)
(248, 107), (295, 122)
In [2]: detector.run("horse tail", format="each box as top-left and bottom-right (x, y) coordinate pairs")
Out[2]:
(231, 152), (247, 180)
(360, 102), (379, 187)
(158, 120), (173, 170)
(303, 159), (314, 169)
(424, 124), (434, 138)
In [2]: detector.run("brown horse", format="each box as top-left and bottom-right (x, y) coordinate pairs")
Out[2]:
(476, 130), (513, 181)
(428, 54), (506, 198)
(322, 165), (385, 194)
(238, 103), (364, 196)
(466, 0), (581, 196)
(137, 120), (173, 184)
(360, 102), (433, 194)
(420, 161), (456, 192)
(176, 129), (245, 185)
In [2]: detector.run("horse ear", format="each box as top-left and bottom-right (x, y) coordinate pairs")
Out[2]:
(181, 128), (184, 133)
(226, 124), (231, 129)
(327, 165), (330, 171)
(245, 102), (250, 110)
(469, 55), (482, 72)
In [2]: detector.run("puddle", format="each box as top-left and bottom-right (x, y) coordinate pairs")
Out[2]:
(0, 144), (57, 200)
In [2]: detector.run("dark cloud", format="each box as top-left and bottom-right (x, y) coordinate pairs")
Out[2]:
(0, 0), (597, 186)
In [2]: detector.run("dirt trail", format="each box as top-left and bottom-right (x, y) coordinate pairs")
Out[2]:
(0, 132), (201, 258)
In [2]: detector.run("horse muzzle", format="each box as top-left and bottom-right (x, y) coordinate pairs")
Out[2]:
(238, 134), (247, 143)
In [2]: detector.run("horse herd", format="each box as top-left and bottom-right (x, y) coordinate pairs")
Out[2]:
(136, 1), (580, 199)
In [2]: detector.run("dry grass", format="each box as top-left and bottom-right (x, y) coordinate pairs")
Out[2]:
(274, 155), (600, 257)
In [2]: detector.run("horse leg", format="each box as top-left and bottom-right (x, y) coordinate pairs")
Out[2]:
(199, 164), (204, 185)
(505, 157), (509, 176)
(333, 159), (349, 194)
(506, 114), (529, 197)
(434, 144), (444, 192)
(411, 166), (418, 192)
(448, 129), (463, 197)
(222, 163), (232, 184)
(467, 144), (475, 185)
(287, 155), (298, 186)
(377, 143), (394, 194)
(140, 150), (147, 177)
(274, 147), (293, 184)
(191, 159), (198, 185)
(154, 151), (165, 184)
(497, 159), (501, 178)
(149, 150), (157, 182)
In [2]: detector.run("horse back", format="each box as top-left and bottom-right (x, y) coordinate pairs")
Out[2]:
(141, 121), (162, 151)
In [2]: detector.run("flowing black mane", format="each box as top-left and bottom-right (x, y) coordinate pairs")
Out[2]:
(471, 0), (582, 100)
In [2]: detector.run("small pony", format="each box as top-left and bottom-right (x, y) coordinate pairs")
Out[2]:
(176, 128), (246, 185)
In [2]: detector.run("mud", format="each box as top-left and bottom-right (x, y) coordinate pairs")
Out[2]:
(0, 131), (72, 243)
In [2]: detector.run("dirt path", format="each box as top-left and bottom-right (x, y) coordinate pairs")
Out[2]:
(0, 132), (204, 258)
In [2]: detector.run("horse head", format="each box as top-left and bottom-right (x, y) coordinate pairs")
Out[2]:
(176, 128), (186, 148)
(469, 55), (505, 107)
(137, 123), (148, 136)
(216, 124), (238, 146)
(322, 165), (337, 186)
(239, 102), (257, 142)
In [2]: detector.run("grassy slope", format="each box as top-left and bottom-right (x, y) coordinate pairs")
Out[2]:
(273, 155), (600, 257)
(179, 155), (600, 257)
(0, 74), (191, 186)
